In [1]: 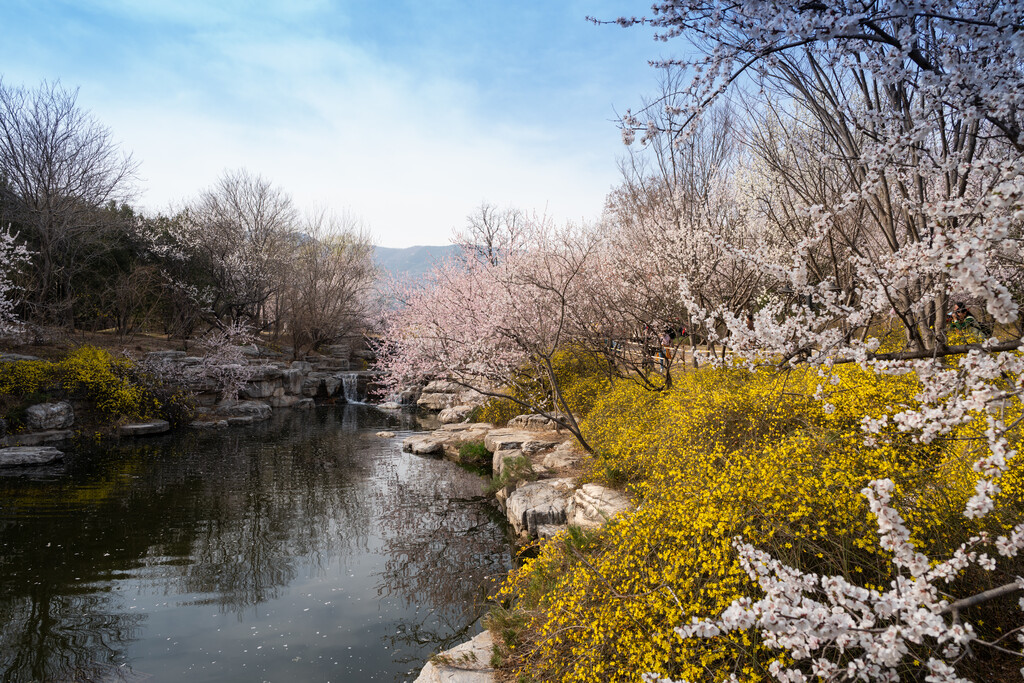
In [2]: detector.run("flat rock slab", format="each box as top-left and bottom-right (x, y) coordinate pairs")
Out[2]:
(414, 630), (495, 683)
(403, 434), (446, 455)
(404, 425), (494, 458)
(117, 420), (171, 437)
(0, 446), (64, 468)
(506, 478), (574, 536)
(507, 414), (562, 431)
(0, 429), (73, 447)
(567, 483), (633, 529)
(191, 420), (229, 429)
(484, 428), (565, 454)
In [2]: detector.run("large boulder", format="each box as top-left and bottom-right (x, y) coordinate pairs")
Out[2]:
(438, 405), (475, 424)
(414, 630), (495, 683)
(0, 446), (64, 467)
(505, 478), (574, 536)
(25, 402), (74, 430)
(417, 392), (456, 411)
(566, 484), (632, 529)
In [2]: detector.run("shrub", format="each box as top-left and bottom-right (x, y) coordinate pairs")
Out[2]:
(493, 364), (1018, 682)
(457, 440), (491, 466)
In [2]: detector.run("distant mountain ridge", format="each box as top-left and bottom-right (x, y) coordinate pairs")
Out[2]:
(372, 244), (460, 281)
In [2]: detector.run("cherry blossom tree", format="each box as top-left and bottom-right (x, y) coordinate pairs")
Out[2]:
(600, 2), (1024, 679)
(0, 226), (31, 337)
(376, 217), (603, 450)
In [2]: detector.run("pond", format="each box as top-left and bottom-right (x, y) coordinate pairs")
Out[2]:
(0, 405), (512, 683)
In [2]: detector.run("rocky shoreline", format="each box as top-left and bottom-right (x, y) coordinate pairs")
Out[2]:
(0, 345), (385, 465)
(397, 386), (634, 683)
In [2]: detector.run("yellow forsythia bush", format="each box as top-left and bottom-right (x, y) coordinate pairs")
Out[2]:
(494, 363), (1019, 682)
(0, 346), (158, 421)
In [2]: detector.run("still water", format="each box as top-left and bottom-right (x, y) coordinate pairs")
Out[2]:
(0, 406), (512, 683)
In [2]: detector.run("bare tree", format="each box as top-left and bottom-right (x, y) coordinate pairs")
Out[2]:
(0, 79), (138, 327)
(282, 210), (376, 358)
(181, 169), (297, 329)
(452, 202), (524, 266)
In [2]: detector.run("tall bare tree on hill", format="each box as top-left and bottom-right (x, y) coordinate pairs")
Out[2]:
(0, 79), (137, 327)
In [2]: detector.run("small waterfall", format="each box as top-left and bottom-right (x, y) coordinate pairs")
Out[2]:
(341, 372), (362, 403)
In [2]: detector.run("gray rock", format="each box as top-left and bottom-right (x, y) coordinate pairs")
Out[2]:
(215, 400), (272, 421)
(398, 386), (422, 405)
(324, 344), (350, 358)
(240, 344), (261, 357)
(414, 630), (495, 683)
(290, 360), (313, 373)
(117, 420), (171, 437)
(294, 398), (315, 410)
(0, 446), (64, 468)
(268, 394), (301, 408)
(282, 368), (304, 395)
(248, 364), (283, 381)
(324, 375), (342, 397)
(191, 419), (229, 429)
(25, 402), (74, 430)
(521, 439), (562, 456)
(227, 416), (255, 426)
(484, 429), (563, 453)
(438, 405), (475, 424)
(240, 378), (284, 399)
(541, 443), (582, 470)
(402, 434), (445, 456)
(0, 429), (73, 447)
(492, 449), (526, 478)
(507, 414), (561, 431)
(144, 350), (186, 362)
(567, 484), (633, 529)
(505, 478), (574, 536)
(378, 401), (402, 410)
(0, 353), (42, 362)
(377, 431), (396, 438)
(302, 376), (323, 397)
(423, 379), (463, 394)
(536, 524), (566, 539)
(417, 392), (455, 411)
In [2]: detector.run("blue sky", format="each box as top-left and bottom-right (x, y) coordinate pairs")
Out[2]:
(1, 0), (668, 247)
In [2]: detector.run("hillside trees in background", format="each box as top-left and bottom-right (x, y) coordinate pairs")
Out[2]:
(178, 168), (298, 331)
(282, 210), (376, 358)
(0, 79), (138, 328)
(452, 202), (525, 266)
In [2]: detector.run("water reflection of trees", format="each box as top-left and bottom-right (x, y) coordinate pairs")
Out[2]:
(0, 407), (381, 681)
(373, 453), (512, 660)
